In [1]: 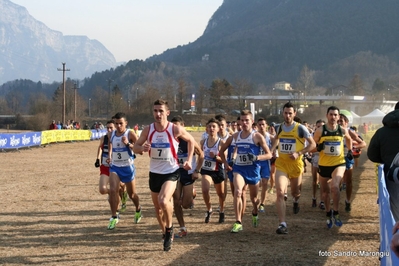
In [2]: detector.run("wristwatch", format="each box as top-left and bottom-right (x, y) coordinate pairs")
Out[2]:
(194, 169), (200, 173)
(126, 142), (131, 147)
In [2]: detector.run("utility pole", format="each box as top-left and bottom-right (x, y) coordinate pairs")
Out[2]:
(57, 63), (70, 126)
(73, 81), (79, 122)
(106, 79), (113, 117)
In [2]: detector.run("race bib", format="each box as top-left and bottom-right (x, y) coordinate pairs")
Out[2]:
(202, 159), (217, 171)
(178, 154), (188, 168)
(151, 143), (172, 161)
(279, 138), (296, 154)
(112, 151), (130, 163)
(235, 154), (253, 166)
(323, 141), (341, 156)
(102, 155), (109, 167)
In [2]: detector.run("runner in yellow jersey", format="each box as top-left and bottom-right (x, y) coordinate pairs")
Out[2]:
(313, 106), (352, 229)
(271, 102), (316, 234)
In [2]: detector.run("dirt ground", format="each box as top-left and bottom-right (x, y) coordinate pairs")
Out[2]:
(0, 132), (383, 265)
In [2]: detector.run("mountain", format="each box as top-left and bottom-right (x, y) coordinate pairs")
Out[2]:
(149, 0), (399, 88)
(0, 0), (117, 83)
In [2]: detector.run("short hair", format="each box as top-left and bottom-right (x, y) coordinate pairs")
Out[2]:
(106, 119), (115, 125)
(283, 101), (296, 111)
(327, 106), (340, 114)
(153, 99), (169, 109)
(315, 119), (325, 124)
(340, 114), (349, 123)
(257, 117), (267, 123)
(293, 116), (302, 123)
(113, 112), (127, 120)
(206, 117), (220, 126)
(215, 114), (226, 122)
(171, 115), (184, 124)
(395, 101), (399, 110)
(240, 110), (252, 116)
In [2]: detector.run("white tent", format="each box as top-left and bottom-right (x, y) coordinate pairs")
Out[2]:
(350, 111), (361, 125)
(360, 109), (386, 125)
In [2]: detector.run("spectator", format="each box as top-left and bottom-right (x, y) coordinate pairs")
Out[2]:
(83, 123), (90, 130)
(49, 120), (57, 130)
(368, 102), (399, 221)
(57, 121), (62, 130)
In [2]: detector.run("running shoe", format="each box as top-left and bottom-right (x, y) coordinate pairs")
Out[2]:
(276, 224), (288, 234)
(333, 214), (343, 227)
(252, 214), (259, 228)
(175, 227), (187, 238)
(293, 202), (300, 214)
(163, 226), (174, 251)
(231, 222), (243, 233)
(259, 204), (265, 213)
(107, 216), (119, 230)
(205, 210), (213, 223)
(345, 201), (351, 212)
(284, 193), (288, 201)
(312, 198), (317, 208)
(120, 191), (128, 213)
(327, 216), (333, 229)
(319, 201), (325, 210)
(134, 208), (142, 224)
(317, 183), (320, 189)
(268, 188), (274, 194)
(219, 212), (225, 223)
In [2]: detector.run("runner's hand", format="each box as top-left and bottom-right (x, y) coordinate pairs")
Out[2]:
(94, 159), (100, 168)
(317, 142), (325, 152)
(346, 150), (354, 160)
(247, 153), (258, 162)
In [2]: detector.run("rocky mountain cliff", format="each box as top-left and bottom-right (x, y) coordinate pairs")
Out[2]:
(0, 0), (117, 83)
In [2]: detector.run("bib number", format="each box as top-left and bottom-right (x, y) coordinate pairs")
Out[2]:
(323, 141), (341, 156)
(280, 138), (296, 154)
(151, 147), (171, 161)
(202, 159), (217, 171)
(235, 154), (252, 166)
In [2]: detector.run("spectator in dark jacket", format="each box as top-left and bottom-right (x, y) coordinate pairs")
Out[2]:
(368, 103), (399, 221)
(49, 120), (57, 130)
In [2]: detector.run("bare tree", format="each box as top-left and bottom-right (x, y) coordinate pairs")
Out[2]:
(232, 79), (253, 111)
(296, 65), (315, 106)
(177, 78), (187, 114)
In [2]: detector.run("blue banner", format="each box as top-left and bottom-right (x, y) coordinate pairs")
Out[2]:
(0, 132), (42, 150)
(90, 129), (107, 140)
(378, 165), (399, 265)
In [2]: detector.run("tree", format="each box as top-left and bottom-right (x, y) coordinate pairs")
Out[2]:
(348, 74), (364, 95)
(372, 78), (386, 93)
(209, 79), (233, 110)
(176, 78), (187, 114)
(296, 65), (315, 106)
(232, 79), (253, 111)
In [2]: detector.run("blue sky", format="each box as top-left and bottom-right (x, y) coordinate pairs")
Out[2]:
(11, 0), (223, 62)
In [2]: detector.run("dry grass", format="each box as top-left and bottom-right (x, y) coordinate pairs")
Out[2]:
(0, 132), (381, 265)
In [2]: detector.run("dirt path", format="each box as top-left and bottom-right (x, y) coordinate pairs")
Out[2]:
(0, 133), (381, 265)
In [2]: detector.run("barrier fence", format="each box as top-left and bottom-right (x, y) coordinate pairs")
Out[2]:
(378, 165), (399, 265)
(0, 129), (107, 150)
